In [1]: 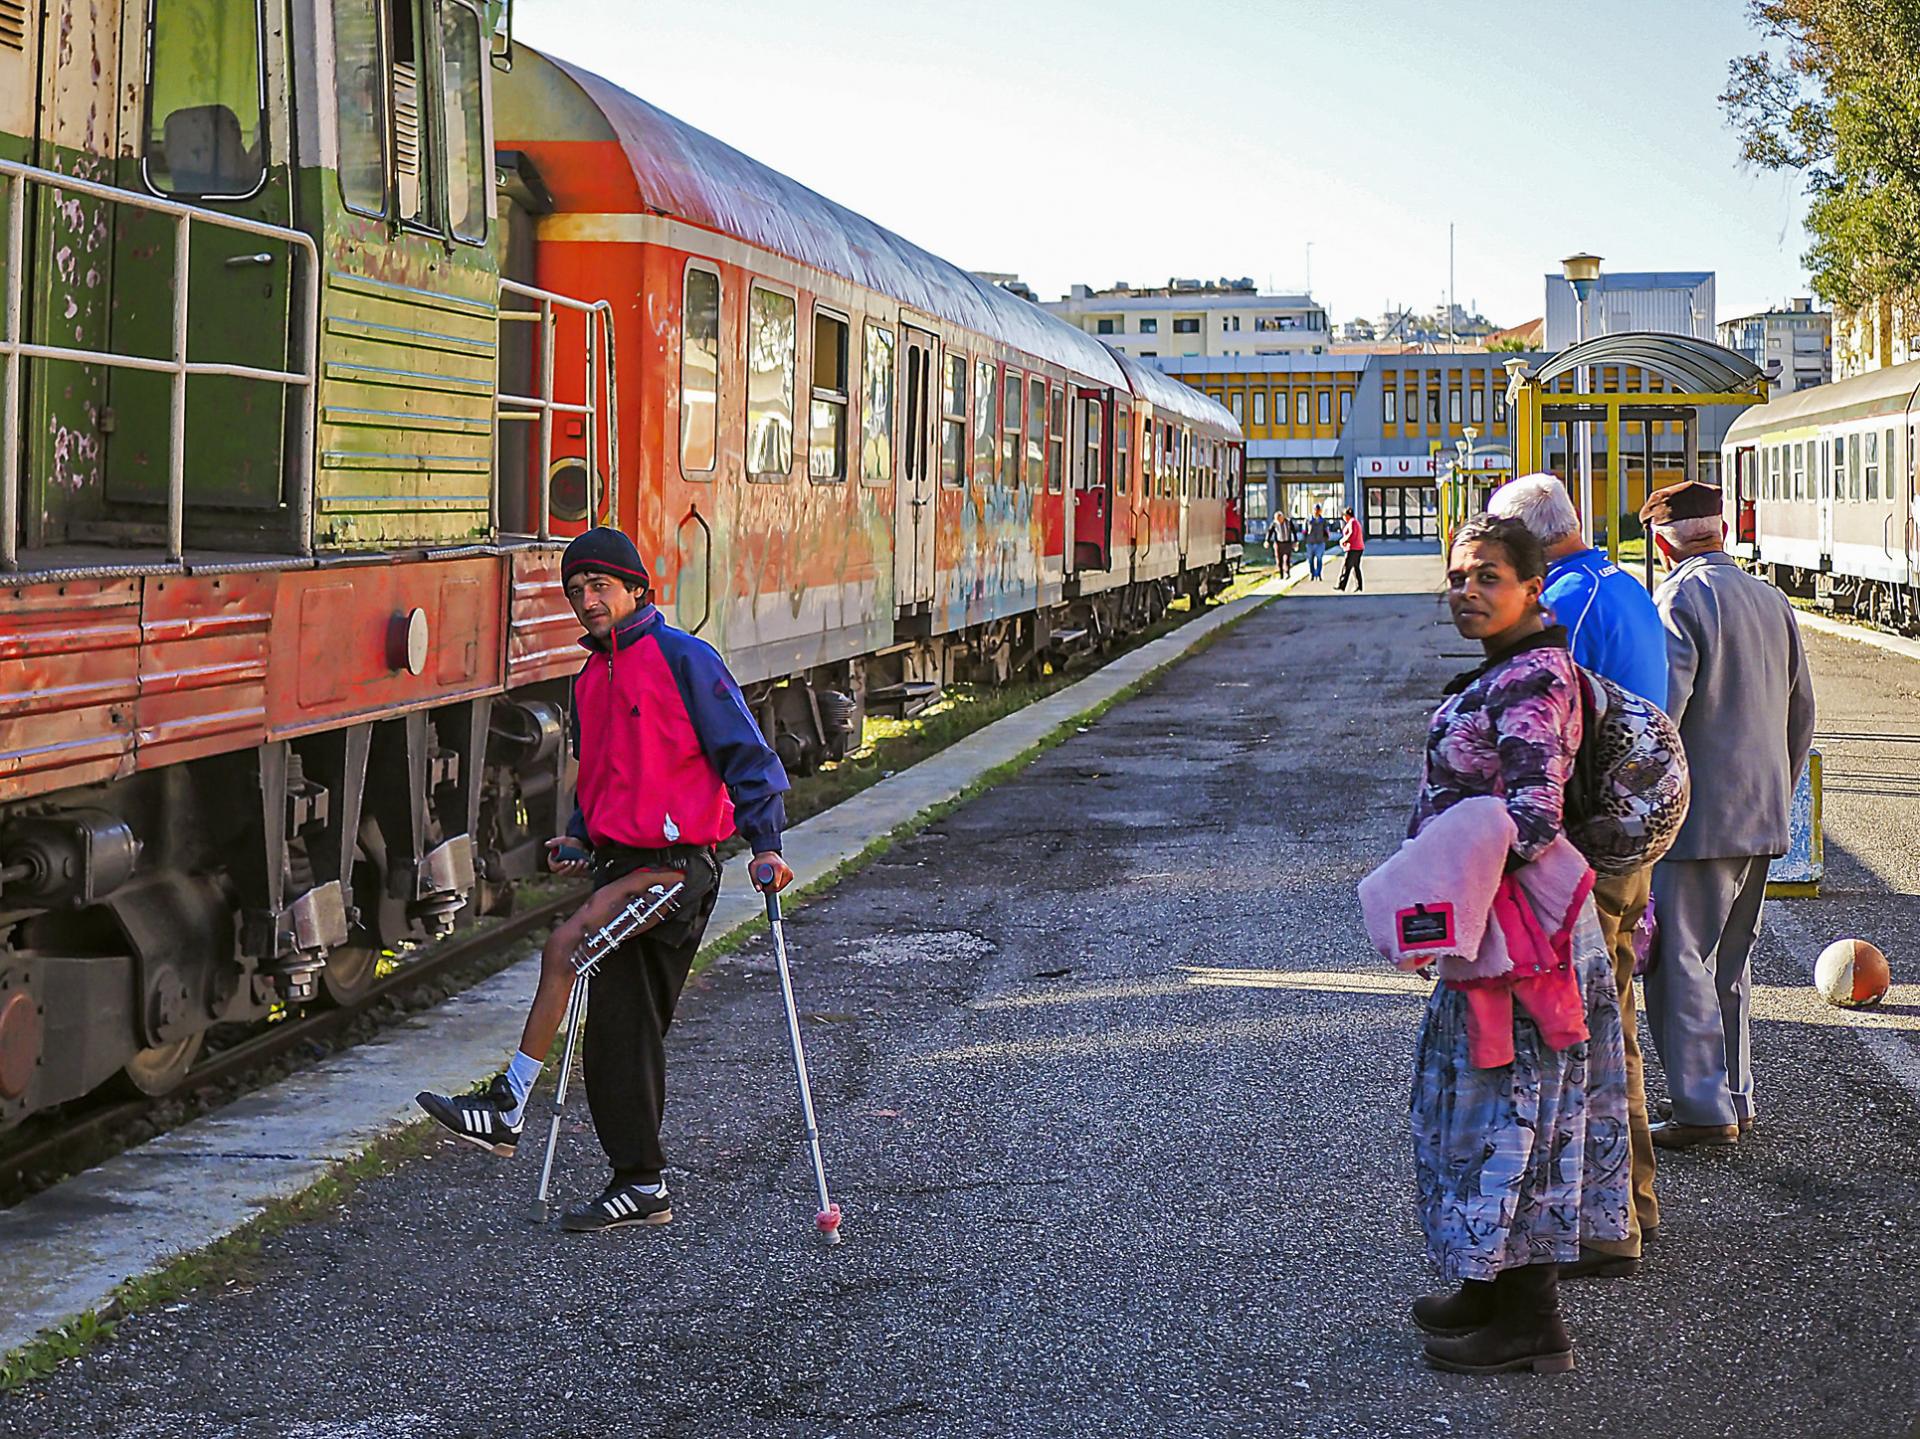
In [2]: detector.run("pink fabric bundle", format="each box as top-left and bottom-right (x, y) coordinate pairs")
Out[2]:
(1359, 796), (1595, 1068)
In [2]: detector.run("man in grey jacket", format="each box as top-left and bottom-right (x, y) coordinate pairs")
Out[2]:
(1638, 481), (1816, 1150)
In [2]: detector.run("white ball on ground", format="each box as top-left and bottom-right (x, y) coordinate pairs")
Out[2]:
(1813, 939), (1891, 1009)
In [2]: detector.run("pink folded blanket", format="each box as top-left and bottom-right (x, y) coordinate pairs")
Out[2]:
(1359, 796), (1595, 1067)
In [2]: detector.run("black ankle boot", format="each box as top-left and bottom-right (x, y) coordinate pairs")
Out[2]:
(1421, 1264), (1574, 1375)
(1410, 1279), (1497, 1337)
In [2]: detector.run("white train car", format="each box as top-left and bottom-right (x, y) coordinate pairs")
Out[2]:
(1722, 360), (1920, 632)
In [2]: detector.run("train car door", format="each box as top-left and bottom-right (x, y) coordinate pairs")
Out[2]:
(1732, 444), (1757, 551)
(1819, 433), (1836, 560)
(1167, 424), (1182, 557)
(894, 325), (937, 612)
(104, 0), (298, 528)
(1073, 387), (1111, 570)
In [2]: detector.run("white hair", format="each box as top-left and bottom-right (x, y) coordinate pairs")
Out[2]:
(1487, 473), (1580, 545)
(1653, 515), (1725, 551)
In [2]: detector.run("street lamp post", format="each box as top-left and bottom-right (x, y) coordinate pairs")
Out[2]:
(1562, 253), (1603, 545)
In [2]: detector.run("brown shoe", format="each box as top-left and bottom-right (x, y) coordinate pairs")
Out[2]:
(1650, 1119), (1740, 1150)
(1559, 1247), (1640, 1280)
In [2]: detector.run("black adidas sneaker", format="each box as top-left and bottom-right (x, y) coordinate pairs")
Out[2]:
(415, 1074), (523, 1157)
(562, 1179), (672, 1233)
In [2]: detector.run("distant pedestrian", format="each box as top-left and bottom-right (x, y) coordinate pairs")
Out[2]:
(1387, 513), (1630, 1375)
(1489, 472), (1667, 1272)
(1305, 505), (1330, 579)
(1638, 481), (1815, 1151)
(1335, 507), (1365, 591)
(1270, 512), (1296, 574)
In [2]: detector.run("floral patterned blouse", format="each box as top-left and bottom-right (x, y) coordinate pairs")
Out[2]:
(1412, 627), (1583, 862)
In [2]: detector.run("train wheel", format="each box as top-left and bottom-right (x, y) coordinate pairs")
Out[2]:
(318, 943), (382, 1007)
(111, 1031), (205, 1098)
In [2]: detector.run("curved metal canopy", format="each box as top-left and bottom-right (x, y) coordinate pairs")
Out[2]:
(1530, 332), (1764, 394)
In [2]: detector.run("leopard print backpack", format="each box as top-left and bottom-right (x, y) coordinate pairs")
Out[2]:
(1566, 667), (1691, 876)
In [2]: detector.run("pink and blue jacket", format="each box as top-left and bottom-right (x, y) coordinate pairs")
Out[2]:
(567, 606), (789, 855)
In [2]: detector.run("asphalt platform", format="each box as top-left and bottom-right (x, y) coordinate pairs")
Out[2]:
(5, 553), (1917, 1439)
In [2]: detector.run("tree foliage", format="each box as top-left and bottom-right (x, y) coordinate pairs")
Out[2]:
(1721, 0), (1920, 308)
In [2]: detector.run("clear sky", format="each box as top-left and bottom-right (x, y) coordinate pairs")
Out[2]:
(515, 0), (1814, 328)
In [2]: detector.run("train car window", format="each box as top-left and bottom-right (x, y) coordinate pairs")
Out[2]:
(1865, 430), (1879, 502)
(1027, 377), (1047, 492)
(1830, 437), (1843, 501)
(972, 358), (996, 485)
(680, 266), (721, 474)
(1162, 423), (1175, 497)
(1886, 428), (1897, 500)
(334, 0), (388, 214)
(1793, 442), (1806, 501)
(1082, 399), (1102, 492)
(439, 0), (488, 243)
(861, 323), (895, 486)
(746, 286), (796, 479)
(1002, 371), (1023, 487)
(1115, 403), (1130, 497)
(1047, 385), (1064, 495)
(940, 353), (966, 488)
(808, 309), (849, 483)
(143, 0), (268, 199)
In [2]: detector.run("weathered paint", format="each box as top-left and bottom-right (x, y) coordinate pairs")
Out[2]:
(0, 577), (141, 791)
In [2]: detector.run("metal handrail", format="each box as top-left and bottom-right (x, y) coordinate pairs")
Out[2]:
(0, 156), (321, 570)
(495, 278), (619, 541)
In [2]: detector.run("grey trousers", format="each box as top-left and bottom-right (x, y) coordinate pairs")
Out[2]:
(1646, 855), (1772, 1128)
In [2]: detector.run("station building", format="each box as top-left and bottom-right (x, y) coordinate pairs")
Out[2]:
(1156, 349), (1734, 544)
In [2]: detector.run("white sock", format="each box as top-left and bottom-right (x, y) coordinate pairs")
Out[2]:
(503, 1049), (543, 1125)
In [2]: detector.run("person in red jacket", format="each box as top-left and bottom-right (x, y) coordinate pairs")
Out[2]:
(416, 527), (792, 1231)
(1335, 506), (1367, 593)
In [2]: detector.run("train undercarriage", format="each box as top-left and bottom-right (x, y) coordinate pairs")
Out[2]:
(1760, 562), (1920, 636)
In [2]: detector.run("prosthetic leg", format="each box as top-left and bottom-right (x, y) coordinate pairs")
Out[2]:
(530, 873), (685, 1223)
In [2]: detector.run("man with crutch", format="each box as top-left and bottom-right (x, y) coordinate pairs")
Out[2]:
(416, 527), (792, 1232)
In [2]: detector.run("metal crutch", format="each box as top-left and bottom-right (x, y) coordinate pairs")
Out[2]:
(756, 862), (842, 1245)
(529, 877), (685, 1224)
(530, 971), (589, 1224)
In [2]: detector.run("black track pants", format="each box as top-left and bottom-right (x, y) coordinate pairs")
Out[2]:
(1336, 550), (1364, 591)
(582, 847), (721, 1185)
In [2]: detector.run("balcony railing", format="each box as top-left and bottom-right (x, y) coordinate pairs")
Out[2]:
(0, 156), (320, 571)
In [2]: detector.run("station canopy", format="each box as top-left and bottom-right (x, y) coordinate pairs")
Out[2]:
(1529, 332), (1764, 396)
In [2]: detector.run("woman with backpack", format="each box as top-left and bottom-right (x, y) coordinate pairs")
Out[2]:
(1392, 513), (1631, 1375)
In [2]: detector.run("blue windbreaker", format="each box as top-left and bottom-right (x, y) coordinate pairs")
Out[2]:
(1542, 548), (1669, 706)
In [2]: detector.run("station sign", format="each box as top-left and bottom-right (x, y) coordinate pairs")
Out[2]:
(1356, 452), (1510, 479)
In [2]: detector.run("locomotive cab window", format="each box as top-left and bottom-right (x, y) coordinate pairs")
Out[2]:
(144, 0), (268, 199)
(680, 266), (721, 475)
(330, 0), (489, 242)
(808, 308), (849, 483)
(747, 286), (796, 479)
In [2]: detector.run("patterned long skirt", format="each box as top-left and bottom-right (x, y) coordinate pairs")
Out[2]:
(1409, 903), (1632, 1282)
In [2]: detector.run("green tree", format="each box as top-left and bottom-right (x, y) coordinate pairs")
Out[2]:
(1721, 0), (1920, 309)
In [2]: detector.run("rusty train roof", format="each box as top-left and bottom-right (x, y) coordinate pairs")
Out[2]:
(520, 51), (1235, 437)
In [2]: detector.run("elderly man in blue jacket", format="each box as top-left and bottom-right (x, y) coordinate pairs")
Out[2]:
(1489, 473), (1667, 1278)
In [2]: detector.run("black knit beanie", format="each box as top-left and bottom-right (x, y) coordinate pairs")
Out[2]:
(561, 527), (649, 589)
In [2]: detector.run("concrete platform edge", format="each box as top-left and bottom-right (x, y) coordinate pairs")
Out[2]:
(0, 568), (1300, 1362)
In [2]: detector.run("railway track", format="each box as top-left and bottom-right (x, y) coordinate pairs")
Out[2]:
(0, 886), (583, 1206)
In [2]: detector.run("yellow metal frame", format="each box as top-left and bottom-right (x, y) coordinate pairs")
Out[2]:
(1507, 370), (1768, 560)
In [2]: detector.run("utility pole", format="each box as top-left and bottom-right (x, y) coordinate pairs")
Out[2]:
(1305, 241), (1313, 297)
(1448, 223), (1456, 350)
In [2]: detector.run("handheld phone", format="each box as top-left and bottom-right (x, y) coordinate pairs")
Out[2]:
(551, 840), (591, 866)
